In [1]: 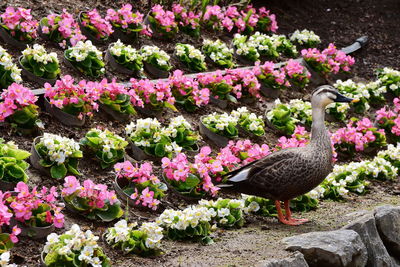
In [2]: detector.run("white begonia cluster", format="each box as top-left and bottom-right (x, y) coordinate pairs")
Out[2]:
(239, 194), (262, 214)
(269, 34), (298, 54)
(43, 224), (104, 267)
(247, 32), (274, 55)
(140, 45), (170, 68)
(0, 252), (17, 267)
(157, 206), (215, 230)
(110, 40), (142, 62)
(307, 186), (326, 200)
(335, 79), (371, 110)
(314, 155), (399, 199)
(138, 222), (164, 249)
(22, 44), (59, 65)
(202, 112), (239, 131)
(377, 143), (400, 162)
(165, 115), (193, 138)
(288, 99), (312, 124)
(88, 128), (126, 158)
(232, 33), (260, 58)
(231, 107), (264, 132)
(105, 220), (163, 250)
(289, 29), (321, 46)
(202, 39), (233, 62)
(0, 45), (22, 83)
(175, 43), (205, 61)
(125, 118), (182, 153)
(364, 80), (387, 98)
(378, 67), (400, 93)
(197, 198), (247, 225)
(68, 40), (103, 62)
(40, 133), (81, 165)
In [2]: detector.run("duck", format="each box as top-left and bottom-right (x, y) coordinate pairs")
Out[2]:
(221, 85), (357, 225)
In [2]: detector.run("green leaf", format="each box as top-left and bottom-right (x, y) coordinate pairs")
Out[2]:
(96, 203), (124, 222)
(154, 143), (166, 158)
(50, 164), (67, 179)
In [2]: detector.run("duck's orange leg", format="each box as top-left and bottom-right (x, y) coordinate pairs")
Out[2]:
(274, 200), (304, 226)
(284, 200), (309, 224)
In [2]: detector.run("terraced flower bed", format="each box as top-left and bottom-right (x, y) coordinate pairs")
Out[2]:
(0, 0), (399, 266)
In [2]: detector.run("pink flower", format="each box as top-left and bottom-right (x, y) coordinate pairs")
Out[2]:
(10, 226), (21, 243)
(53, 213), (64, 228)
(62, 176), (80, 196)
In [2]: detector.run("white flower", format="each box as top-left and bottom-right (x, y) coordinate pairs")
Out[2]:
(217, 208), (230, 217)
(247, 201), (260, 212)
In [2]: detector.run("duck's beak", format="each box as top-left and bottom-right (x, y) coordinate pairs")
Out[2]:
(334, 92), (358, 103)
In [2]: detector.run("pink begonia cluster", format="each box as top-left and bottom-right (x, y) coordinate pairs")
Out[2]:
(162, 151), (220, 196)
(169, 70), (209, 107)
(301, 43), (355, 74)
(225, 68), (261, 98)
(81, 9), (113, 39)
(129, 78), (175, 107)
(283, 59), (311, 80)
(253, 61), (290, 88)
(114, 161), (161, 210)
(222, 5), (277, 33)
(275, 126), (338, 161)
(0, 191), (20, 243)
(172, 4), (200, 30)
(62, 176), (118, 209)
(203, 5), (225, 30)
(217, 140), (271, 169)
(197, 70), (241, 99)
(8, 182), (64, 229)
(151, 4), (178, 32)
(376, 98), (400, 136)
(0, 7), (38, 41)
(41, 10), (86, 48)
(106, 4), (151, 36)
(331, 118), (385, 151)
(0, 83), (37, 122)
(44, 75), (100, 119)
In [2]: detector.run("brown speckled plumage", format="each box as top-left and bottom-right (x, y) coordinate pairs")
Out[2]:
(225, 86), (343, 201)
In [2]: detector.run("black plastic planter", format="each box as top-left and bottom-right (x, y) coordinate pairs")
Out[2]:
(9, 217), (54, 240)
(183, 143), (199, 157)
(143, 61), (169, 79)
(112, 28), (138, 44)
(233, 48), (256, 66)
(78, 12), (108, 45)
(209, 96), (228, 109)
(29, 136), (52, 177)
(127, 139), (159, 161)
(105, 45), (138, 76)
(135, 106), (162, 118)
(199, 117), (230, 147)
(300, 59), (326, 86)
(161, 173), (205, 201)
(0, 179), (17, 191)
(113, 176), (137, 207)
(44, 97), (86, 126)
(0, 26), (32, 50)
(18, 56), (57, 86)
(260, 84), (280, 99)
(99, 103), (131, 122)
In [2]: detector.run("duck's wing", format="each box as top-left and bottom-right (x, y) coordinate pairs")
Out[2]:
(224, 148), (302, 197)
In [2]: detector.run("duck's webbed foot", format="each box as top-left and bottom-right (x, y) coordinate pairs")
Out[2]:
(274, 200), (309, 226)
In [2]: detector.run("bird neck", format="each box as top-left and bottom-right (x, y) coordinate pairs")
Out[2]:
(310, 106), (330, 148)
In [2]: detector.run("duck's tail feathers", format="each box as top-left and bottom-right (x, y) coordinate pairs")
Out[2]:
(219, 159), (258, 186)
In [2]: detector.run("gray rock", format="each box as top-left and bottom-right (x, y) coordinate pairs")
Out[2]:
(344, 213), (394, 267)
(256, 252), (308, 267)
(283, 230), (367, 267)
(374, 205), (400, 259)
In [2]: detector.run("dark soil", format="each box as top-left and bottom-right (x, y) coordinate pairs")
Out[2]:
(1, 0), (400, 266)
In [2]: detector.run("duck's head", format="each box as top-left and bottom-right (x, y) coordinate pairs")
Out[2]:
(311, 85), (358, 108)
